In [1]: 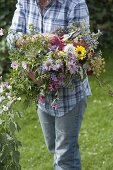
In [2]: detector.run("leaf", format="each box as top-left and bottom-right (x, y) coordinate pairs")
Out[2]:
(13, 151), (20, 164)
(10, 122), (17, 133)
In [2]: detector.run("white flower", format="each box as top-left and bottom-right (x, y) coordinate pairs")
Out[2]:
(2, 105), (9, 112)
(64, 44), (75, 54)
(6, 85), (12, 90)
(6, 134), (12, 140)
(17, 97), (21, 101)
(0, 28), (4, 36)
(7, 95), (11, 100)
(6, 92), (10, 96)
(0, 96), (5, 102)
(9, 113), (14, 119)
(0, 85), (3, 93)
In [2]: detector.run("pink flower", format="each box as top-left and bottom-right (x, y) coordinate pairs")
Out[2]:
(0, 28), (4, 36)
(38, 96), (46, 103)
(48, 81), (59, 92)
(51, 102), (59, 110)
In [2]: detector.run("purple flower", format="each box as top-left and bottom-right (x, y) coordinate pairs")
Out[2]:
(51, 74), (58, 81)
(68, 53), (76, 62)
(51, 60), (62, 71)
(52, 63), (62, 71)
(22, 61), (27, 70)
(40, 65), (46, 73)
(68, 61), (78, 74)
(50, 45), (57, 51)
(11, 61), (19, 70)
(0, 28), (4, 36)
(44, 59), (53, 71)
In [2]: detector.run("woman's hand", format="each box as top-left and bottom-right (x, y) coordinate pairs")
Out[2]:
(27, 70), (36, 82)
(16, 37), (26, 48)
(27, 70), (44, 86)
(16, 33), (60, 48)
(16, 34), (43, 48)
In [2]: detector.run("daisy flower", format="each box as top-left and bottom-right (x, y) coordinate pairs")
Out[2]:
(75, 46), (86, 60)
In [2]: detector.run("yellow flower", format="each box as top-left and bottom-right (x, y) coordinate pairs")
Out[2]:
(75, 46), (86, 60)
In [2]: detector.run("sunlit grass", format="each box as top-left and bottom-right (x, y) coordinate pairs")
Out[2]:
(16, 50), (113, 170)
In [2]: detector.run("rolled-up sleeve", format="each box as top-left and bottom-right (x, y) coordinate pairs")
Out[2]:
(68, 0), (90, 31)
(7, 0), (26, 48)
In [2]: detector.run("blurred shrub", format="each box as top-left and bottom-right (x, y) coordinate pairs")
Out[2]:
(0, 0), (16, 75)
(87, 0), (113, 48)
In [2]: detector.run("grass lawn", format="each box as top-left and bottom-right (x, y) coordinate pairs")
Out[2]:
(16, 50), (113, 170)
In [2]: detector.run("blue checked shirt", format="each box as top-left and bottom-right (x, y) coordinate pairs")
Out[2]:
(7, 0), (92, 117)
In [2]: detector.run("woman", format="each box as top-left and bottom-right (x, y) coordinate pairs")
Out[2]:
(7, 0), (91, 169)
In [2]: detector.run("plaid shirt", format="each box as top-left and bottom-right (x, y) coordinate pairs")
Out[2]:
(7, 0), (92, 117)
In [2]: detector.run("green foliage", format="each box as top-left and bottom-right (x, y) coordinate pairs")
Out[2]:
(0, 115), (21, 170)
(0, 124), (21, 170)
(87, 0), (113, 48)
(0, 0), (16, 75)
(0, 79), (22, 169)
(0, 0), (15, 28)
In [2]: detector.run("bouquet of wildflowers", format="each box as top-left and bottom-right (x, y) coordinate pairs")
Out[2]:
(8, 24), (105, 107)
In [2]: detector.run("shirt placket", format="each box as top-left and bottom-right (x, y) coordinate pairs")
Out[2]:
(37, 0), (54, 33)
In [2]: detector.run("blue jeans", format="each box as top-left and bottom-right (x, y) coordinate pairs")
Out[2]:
(38, 97), (87, 170)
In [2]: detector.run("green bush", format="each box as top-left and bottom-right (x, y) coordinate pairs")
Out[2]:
(87, 0), (113, 48)
(0, 0), (16, 75)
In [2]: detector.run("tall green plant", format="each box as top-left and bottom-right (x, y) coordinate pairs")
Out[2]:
(0, 0), (16, 75)
(0, 60), (22, 168)
(0, 77), (22, 170)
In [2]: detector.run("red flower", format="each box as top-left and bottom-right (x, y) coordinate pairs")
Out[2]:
(48, 34), (65, 50)
(38, 96), (46, 103)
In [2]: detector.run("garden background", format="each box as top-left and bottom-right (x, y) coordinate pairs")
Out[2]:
(0, 0), (113, 170)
